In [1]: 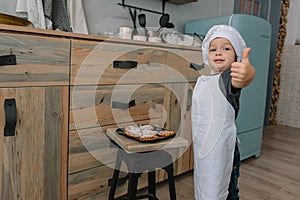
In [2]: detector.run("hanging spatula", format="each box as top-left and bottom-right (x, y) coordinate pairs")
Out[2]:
(129, 8), (137, 36)
(138, 13), (148, 39)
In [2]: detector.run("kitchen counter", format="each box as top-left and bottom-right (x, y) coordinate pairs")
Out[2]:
(0, 24), (205, 200)
(0, 24), (203, 50)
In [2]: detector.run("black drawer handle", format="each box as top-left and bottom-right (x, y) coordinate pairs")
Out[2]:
(4, 99), (17, 137)
(113, 60), (137, 68)
(186, 89), (192, 111)
(0, 54), (17, 66)
(190, 62), (204, 70)
(112, 99), (136, 110)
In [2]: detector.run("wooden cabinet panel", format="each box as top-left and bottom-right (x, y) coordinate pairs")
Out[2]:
(68, 163), (150, 200)
(164, 48), (203, 83)
(68, 126), (115, 174)
(0, 33), (70, 87)
(68, 37), (202, 199)
(0, 86), (68, 200)
(0, 26), (203, 200)
(0, 29), (70, 199)
(163, 83), (194, 175)
(70, 39), (204, 86)
(69, 84), (164, 130)
(71, 40), (168, 86)
(68, 83), (165, 199)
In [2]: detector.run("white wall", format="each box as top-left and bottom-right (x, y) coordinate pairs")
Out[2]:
(0, 0), (234, 35)
(277, 45), (300, 128)
(0, 0), (17, 15)
(285, 0), (300, 44)
(83, 0), (176, 35)
(277, 0), (300, 128)
(175, 0), (234, 31)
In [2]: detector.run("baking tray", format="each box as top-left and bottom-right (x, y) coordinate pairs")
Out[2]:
(116, 126), (176, 143)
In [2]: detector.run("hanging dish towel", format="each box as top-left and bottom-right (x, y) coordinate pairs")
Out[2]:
(16, 0), (46, 29)
(67, 0), (89, 34)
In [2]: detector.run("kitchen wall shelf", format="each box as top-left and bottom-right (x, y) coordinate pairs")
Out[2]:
(168, 0), (197, 4)
(118, 0), (198, 15)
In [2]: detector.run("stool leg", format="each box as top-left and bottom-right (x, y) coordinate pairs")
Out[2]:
(148, 171), (156, 200)
(127, 173), (141, 200)
(164, 164), (176, 200)
(108, 151), (122, 200)
(108, 169), (120, 200)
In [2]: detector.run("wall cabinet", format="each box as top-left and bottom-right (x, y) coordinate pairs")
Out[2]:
(0, 25), (204, 199)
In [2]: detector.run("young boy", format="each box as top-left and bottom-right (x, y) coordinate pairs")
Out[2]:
(192, 25), (255, 200)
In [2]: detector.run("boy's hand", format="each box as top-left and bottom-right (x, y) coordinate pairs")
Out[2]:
(231, 47), (256, 88)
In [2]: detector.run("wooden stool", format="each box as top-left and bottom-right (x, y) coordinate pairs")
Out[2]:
(108, 148), (176, 200)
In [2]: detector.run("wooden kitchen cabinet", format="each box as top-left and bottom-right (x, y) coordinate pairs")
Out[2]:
(68, 38), (203, 199)
(0, 25), (205, 200)
(0, 31), (70, 199)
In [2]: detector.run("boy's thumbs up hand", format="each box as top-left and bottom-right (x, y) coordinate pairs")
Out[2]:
(231, 48), (256, 88)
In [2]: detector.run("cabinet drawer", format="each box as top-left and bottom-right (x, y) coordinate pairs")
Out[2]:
(70, 84), (165, 130)
(69, 127), (114, 174)
(0, 33), (70, 87)
(71, 40), (168, 86)
(71, 39), (205, 85)
(68, 161), (155, 200)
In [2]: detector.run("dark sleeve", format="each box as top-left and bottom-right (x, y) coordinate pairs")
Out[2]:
(219, 69), (242, 119)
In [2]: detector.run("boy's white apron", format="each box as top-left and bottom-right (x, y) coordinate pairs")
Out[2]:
(192, 74), (237, 200)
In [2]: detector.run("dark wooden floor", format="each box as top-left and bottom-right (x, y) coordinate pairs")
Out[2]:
(139, 125), (300, 200)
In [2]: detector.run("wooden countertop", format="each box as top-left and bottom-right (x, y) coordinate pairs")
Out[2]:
(0, 24), (202, 51)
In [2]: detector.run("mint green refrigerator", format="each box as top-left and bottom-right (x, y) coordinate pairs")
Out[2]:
(185, 14), (272, 160)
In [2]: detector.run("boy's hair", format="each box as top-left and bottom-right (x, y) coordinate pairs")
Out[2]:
(202, 25), (246, 65)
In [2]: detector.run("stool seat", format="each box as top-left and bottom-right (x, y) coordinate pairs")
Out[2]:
(108, 148), (176, 200)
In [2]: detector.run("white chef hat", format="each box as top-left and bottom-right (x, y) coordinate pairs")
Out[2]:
(202, 24), (247, 65)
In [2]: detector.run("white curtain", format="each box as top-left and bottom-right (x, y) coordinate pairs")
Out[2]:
(16, 0), (46, 29)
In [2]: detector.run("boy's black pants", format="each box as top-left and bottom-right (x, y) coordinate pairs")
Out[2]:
(227, 143), (240, 200)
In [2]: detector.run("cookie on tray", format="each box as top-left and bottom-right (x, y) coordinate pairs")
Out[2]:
(157, 130), (175, 138)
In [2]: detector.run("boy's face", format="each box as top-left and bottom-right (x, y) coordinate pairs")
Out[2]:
(208, 37), (237, 74)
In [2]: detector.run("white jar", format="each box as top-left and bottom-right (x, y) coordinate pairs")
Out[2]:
(119, 26), (132, 39)
(148, 36), (161, 43)
(133, 34), (147, 41)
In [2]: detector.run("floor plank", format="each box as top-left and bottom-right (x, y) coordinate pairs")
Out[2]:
(138, 125), (300, 200)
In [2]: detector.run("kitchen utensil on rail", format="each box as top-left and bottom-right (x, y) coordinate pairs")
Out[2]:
(157, 13), (175, 32)
(138, 13), (148, 40)
(159, 0), (174, 32)
(166, 22), (175, 28)
(129, 8), (137, 36)
(157, 13), (169, 32)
